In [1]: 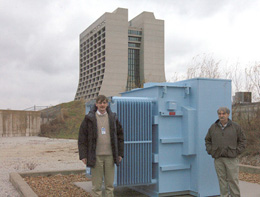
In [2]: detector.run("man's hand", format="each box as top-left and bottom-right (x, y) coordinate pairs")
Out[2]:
(118, 156), (122, 163)
(81, 158), (87, 165)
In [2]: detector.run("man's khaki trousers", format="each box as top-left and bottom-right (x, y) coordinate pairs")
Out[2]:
(214, 157), (240, 197)
(91, 155), (115, 197)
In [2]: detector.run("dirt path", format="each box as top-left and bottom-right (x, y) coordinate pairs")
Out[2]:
(0, 136), (85, 197)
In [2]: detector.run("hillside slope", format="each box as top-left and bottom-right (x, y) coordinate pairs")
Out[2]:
(40, 100), (86, 139)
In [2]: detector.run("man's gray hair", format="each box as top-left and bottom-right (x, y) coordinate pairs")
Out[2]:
(217, 107), (230, 114)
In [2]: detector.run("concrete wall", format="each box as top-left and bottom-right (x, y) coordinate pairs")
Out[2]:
(130, 11), (165, 83)
(99, 8), (129, 97)
(232, 102), (260, 122)
(0, 110), (41, 137)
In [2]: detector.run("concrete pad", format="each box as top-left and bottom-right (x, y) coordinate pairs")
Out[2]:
(74, 181), (147, 196)
(74, 181), (194, 196)
(240, 181), (260, 197)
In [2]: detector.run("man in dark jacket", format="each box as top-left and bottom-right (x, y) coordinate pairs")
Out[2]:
(205, 107), (246, 197)
(78, 95), (124, 197)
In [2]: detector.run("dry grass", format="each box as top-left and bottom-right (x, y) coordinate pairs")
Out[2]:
(24, 173), (91, 197)
(233, 105), (260, 157)
(40, 100), (85, 139)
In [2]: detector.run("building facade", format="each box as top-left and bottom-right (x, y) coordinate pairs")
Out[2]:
(75, 8), (165, 101)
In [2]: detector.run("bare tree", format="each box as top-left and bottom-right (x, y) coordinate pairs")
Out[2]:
(245, 62), (260, 101)
(227, 62), (243, 93)
(168, 72), (185, 82)
(169, 54), (260, 102)
(186, 54), (221, 79)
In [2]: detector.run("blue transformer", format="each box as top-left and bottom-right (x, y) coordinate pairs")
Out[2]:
(86, 78), (232, 197)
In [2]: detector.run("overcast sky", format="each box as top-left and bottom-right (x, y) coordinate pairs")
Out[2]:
(1, 0), (260, 110)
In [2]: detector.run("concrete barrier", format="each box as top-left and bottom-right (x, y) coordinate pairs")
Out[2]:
(0, 110), (41, 137)
(239, 164), (260, 174)
(9, 172), (37, 197)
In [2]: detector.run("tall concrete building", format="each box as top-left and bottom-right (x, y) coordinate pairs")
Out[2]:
(75, 8), (165, 101)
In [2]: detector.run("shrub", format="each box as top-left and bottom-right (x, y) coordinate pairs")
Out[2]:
(233, 104), (260, 156)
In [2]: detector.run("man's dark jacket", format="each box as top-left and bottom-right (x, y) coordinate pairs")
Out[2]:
(205, 119), (246, 159)
(78, 105), (124, 167)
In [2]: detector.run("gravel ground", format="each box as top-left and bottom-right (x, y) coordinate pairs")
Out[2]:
(0, 136), (85, 197)
(0, 136), (259, 197)
(24, 173), (91, 197)
(22, 171), (259, 197)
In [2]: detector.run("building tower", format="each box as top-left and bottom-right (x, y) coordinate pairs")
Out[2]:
(75, 8), (165, 101)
